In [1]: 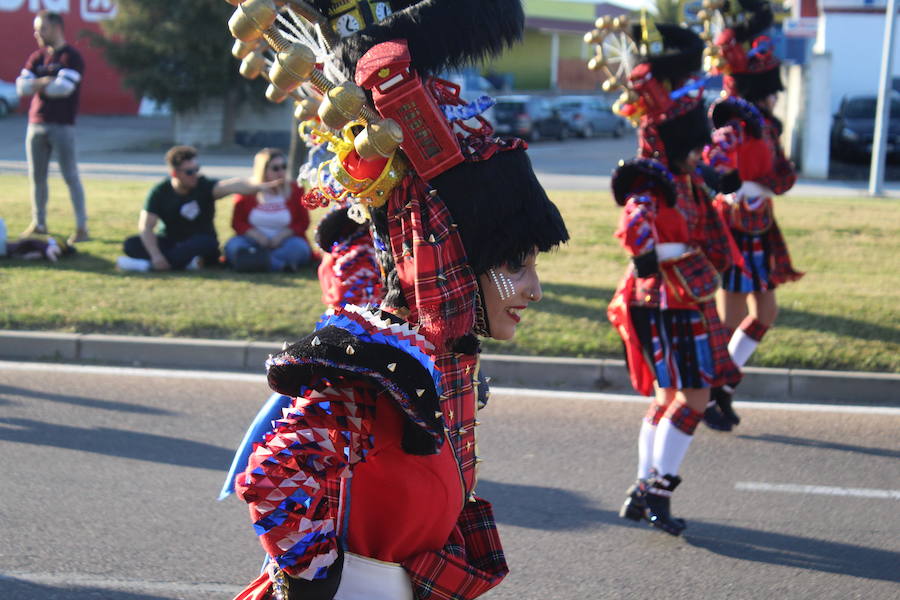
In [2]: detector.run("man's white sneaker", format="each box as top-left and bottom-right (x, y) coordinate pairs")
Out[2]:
(116, 256), (151, 272)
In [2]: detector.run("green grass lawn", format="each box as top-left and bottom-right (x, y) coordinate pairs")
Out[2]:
(1, 173), (898, 372)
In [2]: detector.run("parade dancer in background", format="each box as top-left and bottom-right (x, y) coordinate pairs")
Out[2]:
(220, 2), (568, 599)
(590, 16), (740, 535)
(701, 0), (803, 430)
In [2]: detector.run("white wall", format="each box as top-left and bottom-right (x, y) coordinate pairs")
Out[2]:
(817, 12), (900, 112)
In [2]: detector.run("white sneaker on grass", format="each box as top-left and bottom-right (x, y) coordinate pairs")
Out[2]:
(185, 256), (203, 270)
(116, 256), (151, 272)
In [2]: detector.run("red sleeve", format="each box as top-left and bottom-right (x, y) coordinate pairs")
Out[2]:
(232, 194), (256, 235)
(287, 182), (311, 238)
(703, 121), (742, 174)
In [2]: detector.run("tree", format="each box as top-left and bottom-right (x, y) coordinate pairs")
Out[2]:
(86, 0), (265, 145)
(653, 0), (686, 23)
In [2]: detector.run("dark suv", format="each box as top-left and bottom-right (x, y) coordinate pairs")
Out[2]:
(492, 95), (567, 142)
(830, 94), (900, 161)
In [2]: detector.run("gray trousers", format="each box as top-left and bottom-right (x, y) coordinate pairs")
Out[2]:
(26, 122), (87, 229)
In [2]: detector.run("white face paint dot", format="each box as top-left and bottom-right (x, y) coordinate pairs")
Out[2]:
(489, 268), (516, 300)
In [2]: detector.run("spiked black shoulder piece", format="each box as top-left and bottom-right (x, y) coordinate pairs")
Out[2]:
(266, 305), (444, 454)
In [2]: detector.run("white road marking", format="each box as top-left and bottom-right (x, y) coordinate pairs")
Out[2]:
(0, 571), (242, 594)
(735, 481), (900, 500)
(2, 360), (899, 416)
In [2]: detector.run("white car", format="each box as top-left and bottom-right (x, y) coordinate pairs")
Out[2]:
(0, 79), (20, 117)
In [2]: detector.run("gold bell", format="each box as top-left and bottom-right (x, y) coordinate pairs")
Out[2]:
(239, 51), (267, 80)
(265, 83), (289, 104)
(269, 44), (316, 93)
(318, 82), (366, 130)
(228, 0), (278, 43)
(231, 39), (257, 60)
(354, 119), (403, 160)
(294, 97), (321, 122)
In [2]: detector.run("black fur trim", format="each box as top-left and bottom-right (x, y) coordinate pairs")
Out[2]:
(657, 103), (711, 168)
(611, 158), (677, 207)
(431, 148), (569, 275)
(710, 96), (764, 138)
(315, 205), (365, 250)
(328, 0), (525, 77)
(267, 316), (443, 454)
(629, 23), (704, 87)
(732, 67), (783, 103)
(732, 0), (774, 43)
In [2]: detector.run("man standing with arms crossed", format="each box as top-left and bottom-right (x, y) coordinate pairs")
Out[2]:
(16, 10), (88, 245)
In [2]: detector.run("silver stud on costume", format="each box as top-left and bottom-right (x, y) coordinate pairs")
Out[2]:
(488, 268), (516, 300)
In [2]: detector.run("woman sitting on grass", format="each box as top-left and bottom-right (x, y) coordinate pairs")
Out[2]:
(225, 148), (313, 272)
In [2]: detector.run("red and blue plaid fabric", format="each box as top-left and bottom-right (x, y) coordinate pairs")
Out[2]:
(756, 116), (797, 196)
(739, 315), (769, 342)
(663, 400), (703, 435)
(388, 174), (478, 349)
(645, 401), (666, 425)
(701, 299), (742, 388)
(404, 496), (508, 600)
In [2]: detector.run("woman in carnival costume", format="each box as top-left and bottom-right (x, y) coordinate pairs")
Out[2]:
(593, 17), (741, 535)
(220, 1), (568, 598)
(701, 0), (803, 430)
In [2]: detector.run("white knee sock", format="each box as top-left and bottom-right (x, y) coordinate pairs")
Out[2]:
(728, 328), (759, 368)
(653, 418), (694, 476)
(637, 419), (657, 479)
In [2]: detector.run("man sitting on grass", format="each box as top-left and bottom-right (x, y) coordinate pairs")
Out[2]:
(117, 145), (281, 272)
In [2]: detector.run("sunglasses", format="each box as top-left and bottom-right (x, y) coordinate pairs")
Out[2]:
(180, 167), (200, 176)
(268, 163), (287, 172)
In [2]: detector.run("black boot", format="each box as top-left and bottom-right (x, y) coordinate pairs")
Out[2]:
(713, 385), (740, 425)
(619, 480), (648, 522)
(644, 471), (686, 536)
(703, 400), (733, 431)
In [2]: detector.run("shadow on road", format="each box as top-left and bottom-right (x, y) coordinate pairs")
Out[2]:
(478, 479), (621, 531)
(0, 418), (233, 470)
(0, 384), (175, 415)
(685, 521), (900, 583)
(0, 576), (171, 599)
(736, 433), (900, 459)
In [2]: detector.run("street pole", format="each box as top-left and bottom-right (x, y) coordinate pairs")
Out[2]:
(869, 0), (898, 197)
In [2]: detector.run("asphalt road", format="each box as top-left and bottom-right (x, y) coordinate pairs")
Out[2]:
(2, 114), (898, 197)
(1, 362), (898, 600)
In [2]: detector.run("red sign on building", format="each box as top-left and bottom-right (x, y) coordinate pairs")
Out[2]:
(0, 0), (140, 114)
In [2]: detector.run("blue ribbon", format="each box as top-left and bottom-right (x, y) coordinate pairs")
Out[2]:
(670, 76), (712, 101)
(440, 95), (496, 122)
(218, 392), (294, 500)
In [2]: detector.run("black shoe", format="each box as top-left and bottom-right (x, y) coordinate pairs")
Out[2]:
(644, 471), (687, 536)
(619, 481), (648, 522)
(703, 403), (734, 431)
(712, 385), (740, 425)
(233, 246), (270, 272)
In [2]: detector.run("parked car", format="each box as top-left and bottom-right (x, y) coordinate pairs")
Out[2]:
(555, 94), (626, 138)
(0, 79), (19, 117)
(492, 95), (567, 142)
(830, 93), (900, 161)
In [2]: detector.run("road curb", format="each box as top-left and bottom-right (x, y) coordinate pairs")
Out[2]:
(1, 330), (897, 406)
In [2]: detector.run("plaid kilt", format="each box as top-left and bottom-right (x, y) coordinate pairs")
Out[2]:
(721, 219), (802, 292)
(630, 303), (740, 390)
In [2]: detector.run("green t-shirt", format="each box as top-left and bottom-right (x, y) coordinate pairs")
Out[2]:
(144, 176), (219, 241)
